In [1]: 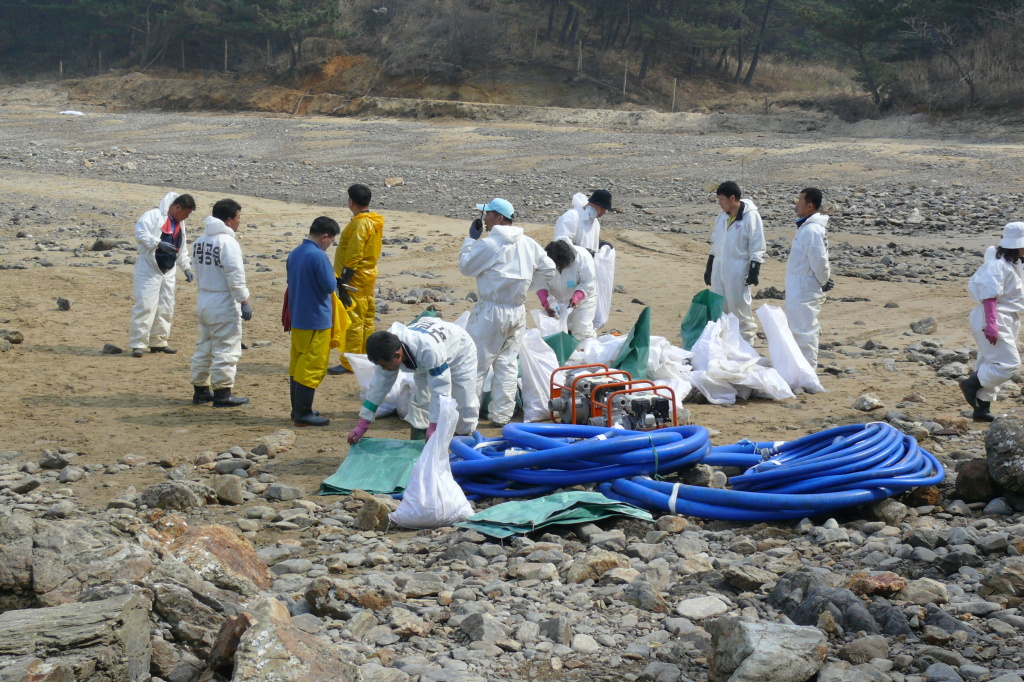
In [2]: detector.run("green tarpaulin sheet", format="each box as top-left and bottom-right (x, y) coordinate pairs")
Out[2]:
(319, 437), (425, 496)
(680, 289), (724, 351)
(612, 306), (651, 380)
(455, 491), (653, 538)
(543, 332), (580, 366)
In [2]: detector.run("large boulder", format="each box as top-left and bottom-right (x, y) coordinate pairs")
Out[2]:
(0, 594), (150, 680)
(986, 415), (1024, 493)
(767, 570), (879, 636)
(955, 459), (1000, 502)
(167, 524), (271, 596)
(230, 597), (361, 681)
(708, 616), (827, 682)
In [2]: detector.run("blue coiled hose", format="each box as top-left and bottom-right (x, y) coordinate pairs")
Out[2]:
(448, 424), (711, 499)
(447, 421), (944, 519)
(597, 422), (944, 520)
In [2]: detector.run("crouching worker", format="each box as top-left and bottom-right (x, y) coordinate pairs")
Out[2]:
(347, 317), (479, 444)
(286, 216), (343, 426)
(961, 222), (1024, 422)
(538, 240), (598, 340)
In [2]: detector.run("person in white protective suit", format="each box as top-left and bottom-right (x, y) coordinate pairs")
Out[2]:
(347, 317), (480, 443)
(537, 240), (598, 340)
(785, 187), (834, 368)
(188, 199), (252, 408)
(704, 181), (766, 344)
(129, 192), (195, 357)
(460, 198), (557, 426)
(959, 222), (1024, 422)
(554, 189), (612, 254)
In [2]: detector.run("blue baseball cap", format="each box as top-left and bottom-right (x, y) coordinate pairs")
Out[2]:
(475, 198), (514, 219)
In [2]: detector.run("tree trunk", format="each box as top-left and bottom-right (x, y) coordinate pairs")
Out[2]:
(716, 46), (728, 72)
(857, 47), (882, 106)
(558, 5), (575, 47)
(638, 40), (655, 82)
(567, 10), (581, 49)
(743, 0), (774, 86)
(547, 0), (558, 41)
(733, 34), (744, 82)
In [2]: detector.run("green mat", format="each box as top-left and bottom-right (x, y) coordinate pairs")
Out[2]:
(319, 437), (426, 496)
(680, 289), (724, 351)
(455, 491), (653, 539)
(612, 306), (651, 380)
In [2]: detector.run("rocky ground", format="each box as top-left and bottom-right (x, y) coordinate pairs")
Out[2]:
(2, 85), (1024, 682)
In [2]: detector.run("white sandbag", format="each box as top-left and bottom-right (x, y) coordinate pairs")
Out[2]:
(689, 370), (737, 405)
(530, 307), (569, 336)
(519, 329), (560, 423)
(390, 396), (473, 529)
(688, 314), (793, 403)
(756, 305), (825, 394)
(345, 352), (413, 418)
(453, 310), (471, 330)
(593, 244), (616, 331)
(566, 333), (628, 367)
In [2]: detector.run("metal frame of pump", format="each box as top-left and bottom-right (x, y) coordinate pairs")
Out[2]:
(548, 364), (678, 430)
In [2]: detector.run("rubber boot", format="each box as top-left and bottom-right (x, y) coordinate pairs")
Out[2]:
(293, 383), (330, 427)
(959, 372), (981, 410)
(409, 426), (428, 440)
(973, 400), (995, 422)
(327, 364), (352, 375)
(212, 387), (249, 408)
(192, 385), (214, 405)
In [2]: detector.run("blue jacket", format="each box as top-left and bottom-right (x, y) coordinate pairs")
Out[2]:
(286, 239), (336, 330)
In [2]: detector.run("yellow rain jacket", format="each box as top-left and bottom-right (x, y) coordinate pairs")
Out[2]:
(334, 211), (385, 297)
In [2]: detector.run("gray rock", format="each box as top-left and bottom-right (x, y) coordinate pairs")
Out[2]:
(58, 466), (85, 483)
(56, 297), (72, 311)
(768, 570), (880, 635)
(911, 317), (938, 334)
(623, 580), (668, 613)
(101, 342), (123, 354)
(214, 476), (244, 505)
(838, 635), (888, 664)
(571, 633), (600, 654)
(924, 662), (964, 682)
(870, 498), (908, 525)
(708, 616), (826, 682)
(45, 500), (75, 518)
(540, 616), (572, 644)
(265, 483), (303, 501)
(986, 414), (1024, 493)
(140, 481), (205, 510)
(852, 394), (884, 411)
(7, 476), (41, 494)
(460, 613), (505, 642)
(39, 449), (74, 469)
(983, 497), (1015, 515)
(676, 595), (729, 620)
(639, 661), (683, 682)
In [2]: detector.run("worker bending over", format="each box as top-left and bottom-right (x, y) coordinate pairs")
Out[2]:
(347, 317), (479, 443)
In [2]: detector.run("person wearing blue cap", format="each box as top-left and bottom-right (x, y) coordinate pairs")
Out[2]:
(460, 198), (557, 426)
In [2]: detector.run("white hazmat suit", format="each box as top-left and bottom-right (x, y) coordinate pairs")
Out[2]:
(968, 247), (1024, 403)
(541, 243), (598, 340)
(785, 213), (831, 367)
(709, 198), (766, 343)
(189, 217), (249, 389)
(555, 192), (601, 252)
(359, 318), (480, 434)
(460, 224), (557, 424)
(129, 192), (192, 350)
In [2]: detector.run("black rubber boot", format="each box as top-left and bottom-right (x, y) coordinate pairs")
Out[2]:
(192, 385), (214, 405)
(212, 387), (249, 408)
(409, 427), (428, 440)
(150, 346), (178, 354)
(293, 383), (329, 427)
(327, 364), (352, 375)
(960, 372), (981, 410)
(973, 400), (995, 422)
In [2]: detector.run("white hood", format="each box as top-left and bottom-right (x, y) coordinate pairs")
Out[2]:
(204, 216), (237, 239)
(158, 191), (180, 216)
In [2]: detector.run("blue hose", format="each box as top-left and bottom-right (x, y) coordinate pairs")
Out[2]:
(447, 421), (944, 520)
(598, 422), (944, 521)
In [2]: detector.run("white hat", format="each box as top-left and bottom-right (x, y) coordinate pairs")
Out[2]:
(999, 222), (1024, 249)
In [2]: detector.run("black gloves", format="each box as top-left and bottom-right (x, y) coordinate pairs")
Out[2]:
(337, 267), (356, 308)
(469, 218), (483, 240)
(240, 301), (253, 321)
(703, 255), (714, 286)
(157, 241), (178, 254)
(745, 261), (761, 287)
(822, 278), (835, 292)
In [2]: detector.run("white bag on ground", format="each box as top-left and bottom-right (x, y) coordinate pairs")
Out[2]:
(757, 305), (825, 393)
(689, 314), (793, 404)
(519, 328), (559, 423)
(390, 396), (473, 529)
(594, 244), (616, 331)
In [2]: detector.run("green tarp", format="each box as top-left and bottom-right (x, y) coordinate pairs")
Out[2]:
(612, 306), (651, 380)
(543, 331), (580, 366)
(319, 437), (426, 496)
(455, 491), (653, 539)
(680, 289), (724, 351)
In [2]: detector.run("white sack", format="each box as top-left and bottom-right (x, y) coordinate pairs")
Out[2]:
(345, 352), (413, 419)
(390, 396), (473, 529)
(566, 333), (628, 368)
(689, 314), (793, 404)
(518, 329), (560, 423)
(756, 305), (825, 394)
(593, 244), (616, 330)
(530, 307), (570, 336)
